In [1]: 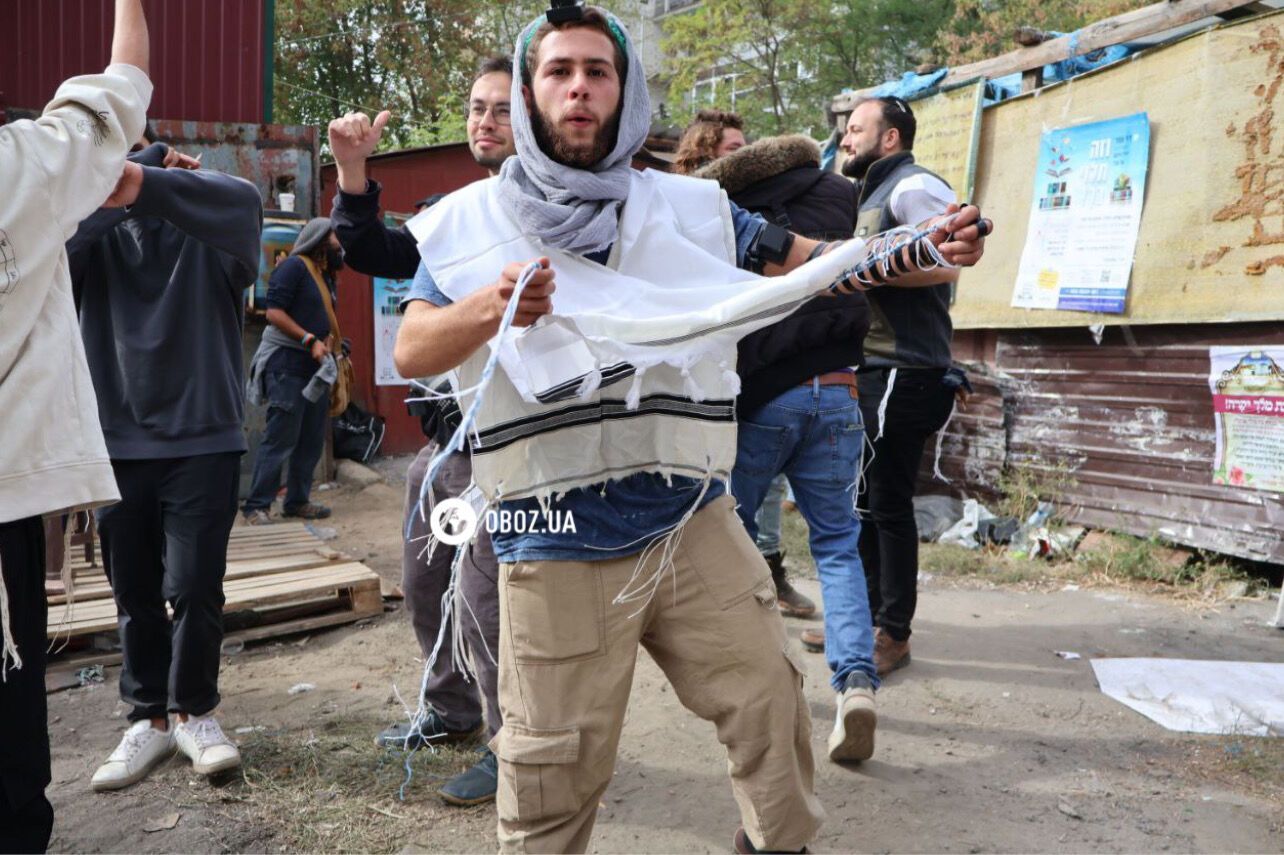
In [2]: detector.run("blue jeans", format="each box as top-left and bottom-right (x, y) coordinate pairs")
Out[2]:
(244, 371), (328, 513)
(731, 382), (878, 691)
(754, 474), (789, 555)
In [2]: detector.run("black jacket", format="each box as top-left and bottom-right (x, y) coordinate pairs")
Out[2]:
(696, 135), (869, 415)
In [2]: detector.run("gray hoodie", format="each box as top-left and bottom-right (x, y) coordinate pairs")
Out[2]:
(68, 144), (263, 459)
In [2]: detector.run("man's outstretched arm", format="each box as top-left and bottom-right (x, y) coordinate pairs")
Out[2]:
(764, 204), (989, 291)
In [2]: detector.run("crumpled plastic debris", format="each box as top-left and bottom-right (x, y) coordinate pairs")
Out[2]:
(938, 499), (996, 549)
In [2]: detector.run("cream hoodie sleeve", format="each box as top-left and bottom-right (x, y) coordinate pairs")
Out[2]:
(0, 62), (151, 367)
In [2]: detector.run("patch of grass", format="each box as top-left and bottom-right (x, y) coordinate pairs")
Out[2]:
(228, 720), (487, 853)
(994, 459), (1075, 522)
(777, 487), (1263, 603)
(1075, 533), (1255, 592)
(1167, 737), (1284, 809)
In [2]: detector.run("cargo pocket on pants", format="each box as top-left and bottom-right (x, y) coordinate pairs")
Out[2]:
(504, 562), (606, 664)
(490, 724), (582, 823)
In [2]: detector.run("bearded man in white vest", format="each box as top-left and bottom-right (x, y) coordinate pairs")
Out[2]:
(393, 6), (989, 852)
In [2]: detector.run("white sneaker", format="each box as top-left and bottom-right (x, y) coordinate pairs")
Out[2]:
(174, 714), (241, 775)
(827, 673), (877, 762)
(91, 719), (176, 791)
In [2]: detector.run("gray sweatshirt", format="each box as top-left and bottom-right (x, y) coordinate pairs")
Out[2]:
(68, 144), (264, 459)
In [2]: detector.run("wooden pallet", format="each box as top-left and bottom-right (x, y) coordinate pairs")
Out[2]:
(47, 522), (383, 646)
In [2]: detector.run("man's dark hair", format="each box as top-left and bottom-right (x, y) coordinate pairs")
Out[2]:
(859, 96), (916, 150)
(523, 7), (627, 86)
(142, 122), (158, 144)
(475, 55), (513, 85)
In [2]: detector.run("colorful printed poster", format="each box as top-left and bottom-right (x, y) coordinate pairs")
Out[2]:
(1209, 346), (1284, 492)
(1012, 113), (1150, 314)
(374, 277), (411, 386)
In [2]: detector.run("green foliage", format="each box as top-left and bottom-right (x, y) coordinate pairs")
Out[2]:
(274, 0), (480, 151)
(936, 0), (1151, 66)
(662, 0), (949, 136)
(995, 458), (1075, 522)
(274, 0), (558, 153)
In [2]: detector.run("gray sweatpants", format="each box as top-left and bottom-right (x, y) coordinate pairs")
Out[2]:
(402, 443), (502, 738)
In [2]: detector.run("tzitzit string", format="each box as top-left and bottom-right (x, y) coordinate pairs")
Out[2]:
(404, 262), (544, 539)
(389, 263), (541, 797)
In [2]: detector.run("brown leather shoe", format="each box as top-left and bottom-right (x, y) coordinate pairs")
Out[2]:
(799, 627), (824, 653)
(764, 551), (816, 618)
(282, 502), (331, 520)
(874, 627), (911, 676)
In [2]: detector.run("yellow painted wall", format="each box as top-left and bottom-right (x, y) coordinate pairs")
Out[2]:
(956, 12), (1284, 329)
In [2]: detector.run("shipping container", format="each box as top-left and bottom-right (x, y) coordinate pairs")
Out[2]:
(0, 0), (273, 124)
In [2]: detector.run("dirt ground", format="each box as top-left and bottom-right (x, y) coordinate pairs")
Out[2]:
(46, 455), (1283, 853)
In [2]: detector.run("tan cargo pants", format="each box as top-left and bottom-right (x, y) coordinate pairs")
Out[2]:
(491, 494), (824, 853)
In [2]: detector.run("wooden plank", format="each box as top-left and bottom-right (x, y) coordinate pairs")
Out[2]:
(49, 563), (381, 637)
(55, 565), (377, 630)
(832, 0), (1263, 111)
(52, 552), (343, 606)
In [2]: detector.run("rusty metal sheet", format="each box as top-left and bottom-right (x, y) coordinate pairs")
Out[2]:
(917, 369), (1010, 498)
(928, 322), (1284, 563)
(0, 0), (267, 123)
(152, 120), (318, 218)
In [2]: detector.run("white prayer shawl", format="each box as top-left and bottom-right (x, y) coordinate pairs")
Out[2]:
(409, 169), (870, 502)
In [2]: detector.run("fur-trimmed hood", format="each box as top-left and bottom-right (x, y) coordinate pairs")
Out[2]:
(694, 134), (821, 195)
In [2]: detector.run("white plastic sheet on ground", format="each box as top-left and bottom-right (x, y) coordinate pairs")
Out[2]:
(1090, 658), (1284, 736)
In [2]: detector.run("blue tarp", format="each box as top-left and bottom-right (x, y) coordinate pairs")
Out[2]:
(983, 34), (1137, 105)
(836, 31), (1142, 112)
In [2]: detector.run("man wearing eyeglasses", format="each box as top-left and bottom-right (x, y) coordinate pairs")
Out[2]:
(326, 55), (516, 808)
(835, 96), (962, 677)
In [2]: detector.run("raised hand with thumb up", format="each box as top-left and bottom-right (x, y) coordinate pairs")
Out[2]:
(330, 110), (392, 193)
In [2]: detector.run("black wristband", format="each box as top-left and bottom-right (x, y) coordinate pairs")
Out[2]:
(747, 223), (796, 272)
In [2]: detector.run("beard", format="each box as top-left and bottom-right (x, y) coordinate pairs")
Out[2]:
(530, 103), (619, 169)
(841, 149), (879, 180)
(471, 144), (510, 172)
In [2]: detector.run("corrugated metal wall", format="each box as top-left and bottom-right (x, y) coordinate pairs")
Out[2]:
(926, 322), (1284, 564)
(0, 0), (268, 123)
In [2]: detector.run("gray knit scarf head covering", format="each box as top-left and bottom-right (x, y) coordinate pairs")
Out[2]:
(497, 7), (651, 255)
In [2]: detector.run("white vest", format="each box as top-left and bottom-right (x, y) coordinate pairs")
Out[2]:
(409, 169), (869, 502)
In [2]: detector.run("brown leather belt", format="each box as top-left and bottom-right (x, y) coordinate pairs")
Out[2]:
(801, 370), (857, 388)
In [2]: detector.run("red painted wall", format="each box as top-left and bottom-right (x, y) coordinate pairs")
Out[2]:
(0, 0), (268, 124)
(321, 143), (488, 455)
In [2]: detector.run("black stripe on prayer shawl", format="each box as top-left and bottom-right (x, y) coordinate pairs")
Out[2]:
(630, 297), (811, 348)
(533, 362), (636, 404)
(472, 394), (735, 455)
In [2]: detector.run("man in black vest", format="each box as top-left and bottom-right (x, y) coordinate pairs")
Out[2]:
(840, 96), (960, 676)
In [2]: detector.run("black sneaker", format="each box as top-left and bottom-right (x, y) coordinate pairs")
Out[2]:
(734, 827), (809, 854)
(375, 710), (480, 751)
(438, 746), (498, 806)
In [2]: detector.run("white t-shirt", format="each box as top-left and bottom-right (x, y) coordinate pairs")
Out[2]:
(888, 171), (957, 228)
